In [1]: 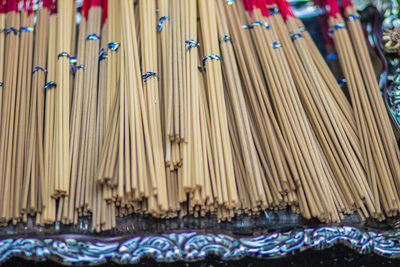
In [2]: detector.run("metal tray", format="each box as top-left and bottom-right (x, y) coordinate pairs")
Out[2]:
(2, 0), (400, 265)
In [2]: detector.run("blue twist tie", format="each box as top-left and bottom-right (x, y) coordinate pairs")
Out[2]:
(326, 53), (338, 61)
(337, 78), (347, 87)
(157, 16), (170, 31)
(202, 54), (221, 70)
(185, 40), (200, 50)
(6, 27), (19, 34)
(32, 66), (47, 74)
(108, 42), (120, 51)
(348, 14), (360, 20)
(73, 65), (85, 76)
(291, 33), (302, 41)
(242, 21), (269, 29)
(220, 35), (231, 42)
(86, 34), (100, 40)
(98, 48), (108, 61)
(252, 21), (263, 26)
(272, 42), (282, 49)
(269, 7), (279, 16)
(328, 23), (346, 34)
(0, 82), (3, 86)
(20, 27), (34, 32)
(69, 57), (78, 64)
(58, 52), (70, 59)
(44, 82), (56, 89)
(142, 72), (157, 82)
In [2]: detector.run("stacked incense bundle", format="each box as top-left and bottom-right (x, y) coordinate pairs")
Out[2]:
(13, 0), (35, 221)
(0, 1), (4, 114)
(43, 0), (57, 224)
(272, 0), (376, 219)
(139, 0), (168, 212)
(216, 0), (288, 212)
(326, 0), (400, 217)
(67, 0), (89, 225)
(0, 0), (21, 224)
(343, 0), (400, 209)
(25, 0), (49, 224)
(91, 0), (115, 232)
(243, 0), (347, 222)
(199, 0), (240, 217)
(54, 0), (73, 197)
(0, 0), (399, 231)
(221, 1), (300, 212)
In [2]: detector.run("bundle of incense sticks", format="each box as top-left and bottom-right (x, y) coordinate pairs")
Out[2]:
(273, 0), (375, 219)
(0, 0), (399, 231)
(43, 0), (57, 224)
(0, 1), (5, 116)
(221, 1), (300, 212)
(25, 0), (48, 223)
(325, 0), (400, 217)
(0, 0), (21, 224)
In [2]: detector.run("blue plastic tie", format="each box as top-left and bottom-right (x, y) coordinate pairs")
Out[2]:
(73, 65), (85, 76)
(32, 66), (47, 74)
(20, 27), (34, 32)
(272, 42), (282, 49)
(6, 27), (19, 34)
(291, 33), (302, 41)
(108, 42), (120, 51)
(44, 82), (56, 89)
(202, 54), (221, 70)
(328, 23), (346, 34)
(69, 57), (78, 64)
(98, 48), (108, 61)
(142, 72), (157, 82)
(157, 16), (170, 31)
(58, 52), (70, 59)
(348, 14), (360, 20)
(185, 40), (200, 50)
(220, 35), (231, 42)
(86, 34), (100, 40)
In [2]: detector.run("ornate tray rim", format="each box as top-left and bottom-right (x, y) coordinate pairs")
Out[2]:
(2, 225), (400, 265)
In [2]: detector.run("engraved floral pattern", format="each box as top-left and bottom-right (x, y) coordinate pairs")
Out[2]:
(1, 226), (400, 264)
